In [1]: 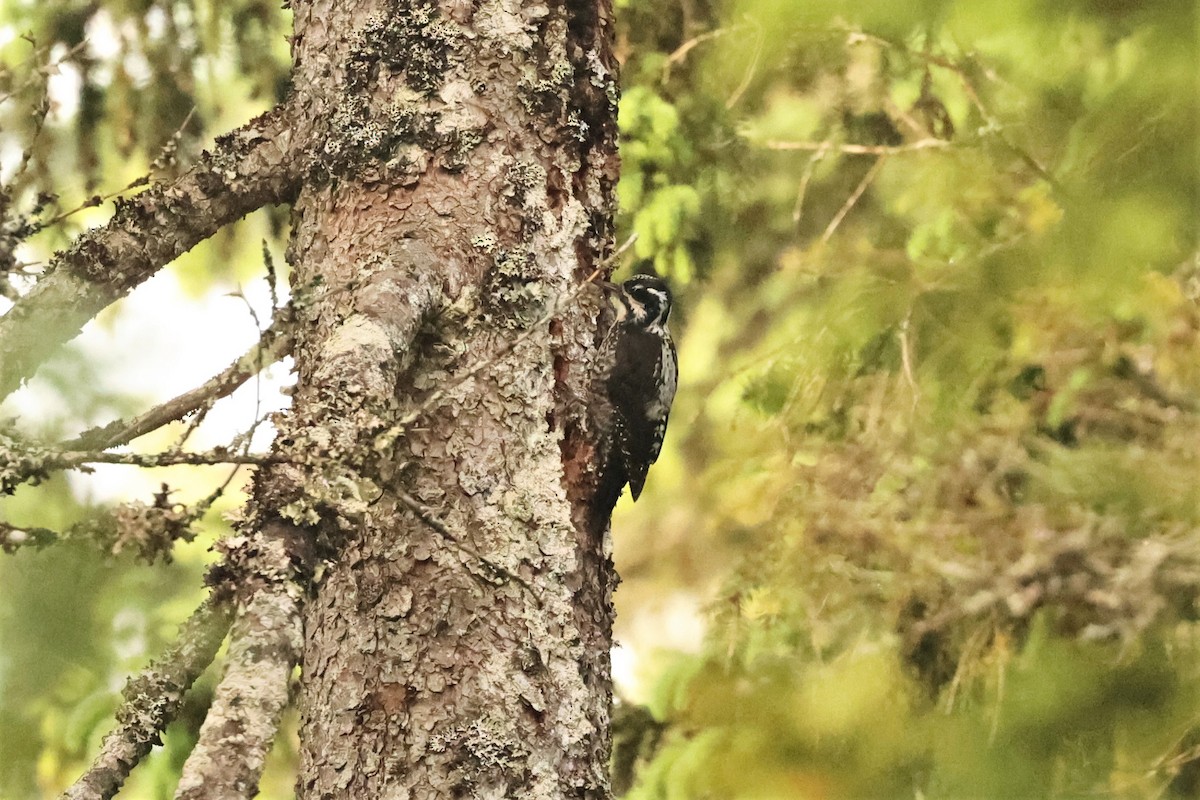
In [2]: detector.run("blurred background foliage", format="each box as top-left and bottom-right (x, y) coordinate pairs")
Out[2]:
(0, 0), (293, 796)
(1, 0), (1198, 797)
(611, 0), (1199, 797)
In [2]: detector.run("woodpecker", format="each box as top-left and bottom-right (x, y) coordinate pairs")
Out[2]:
(595, 274), (678, 512)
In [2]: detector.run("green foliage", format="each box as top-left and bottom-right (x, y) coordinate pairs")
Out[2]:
(0, 517), (221, 797)
(613, 0), (1199, 797)
(618, 85), (704, 280)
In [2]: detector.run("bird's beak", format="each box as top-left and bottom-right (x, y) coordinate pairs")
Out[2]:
(598, 280), (631, 321)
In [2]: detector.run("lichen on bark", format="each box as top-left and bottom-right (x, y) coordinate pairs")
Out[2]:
(285, 0), (621, 797)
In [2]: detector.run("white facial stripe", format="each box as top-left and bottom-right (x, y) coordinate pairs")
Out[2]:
(621, 279), (671, 326)
(638, 287), (669, 324)
(643, 287), (669, 308)
(609, 293), (629, 321)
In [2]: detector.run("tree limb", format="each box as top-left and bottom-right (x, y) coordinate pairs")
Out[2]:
(1, 442), (279, 495)
(174, 528), (305, 800)
(0, 100), (307, 400)
(62, 450), (279, 467)
(62, 320), (293, 452)
(61, 598), (235, 800)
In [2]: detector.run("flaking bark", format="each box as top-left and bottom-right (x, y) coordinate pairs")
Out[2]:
(44, 0), (623, 796)
(282, 0), (621, 797)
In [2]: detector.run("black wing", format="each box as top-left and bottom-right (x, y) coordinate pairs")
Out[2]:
(606, 326), (674, 501)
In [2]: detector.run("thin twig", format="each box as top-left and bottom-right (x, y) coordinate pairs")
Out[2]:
(820, 155), (887, 244)
(2, 480), (216, 558)
(843, 29), (1012, 92)
(62, 321), (292, 452)
(4, 87), (50, 196)
(219, 289), (272, 454)
(765, 138), (952, 155)
(0, 39), (89, 108)
(792, 139), (832, 224)
(842, 28), (1058, 189)
(661, 27), (733, 83)
(1, 437), (279, 496)
(37, 106), (195, 228)
(192, 462), (250, 523)
(898, 308), (920, 412)
(37, 177), (152, 231)
(174, 404), (212, 450)
(725, 19), (763, 110)
(148, 107), (197, 176)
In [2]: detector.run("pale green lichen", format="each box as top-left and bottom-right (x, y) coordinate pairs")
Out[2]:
(471, 232), (499, 253)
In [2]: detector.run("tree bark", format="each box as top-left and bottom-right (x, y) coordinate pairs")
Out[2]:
(276, 1), (620, 797)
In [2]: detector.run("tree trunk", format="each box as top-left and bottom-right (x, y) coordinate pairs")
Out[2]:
(278, 1), (620, 796)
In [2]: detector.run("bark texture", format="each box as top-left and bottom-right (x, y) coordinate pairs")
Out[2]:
(175, 529), (306, 800)
(279, 0), (621, 797)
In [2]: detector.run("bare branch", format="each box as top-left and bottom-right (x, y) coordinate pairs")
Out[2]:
(0, 432), (280, 496)
(61, 598), (235, 800)
(0, 39), (89, 108)
(841, 28), (1059, 188)
(725, 20), (763, 110)
(792, 139), (833, 224)
(763, 138), (952, 155)
(63, 320), (293, 452)
(0, 100), (307, 400)
(820, 155), (888, 244)
(661, 27), (735, 83)
(66, 450), (278, 467)
(19, 445), (274, 479)
(36, 177), (150, 232)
